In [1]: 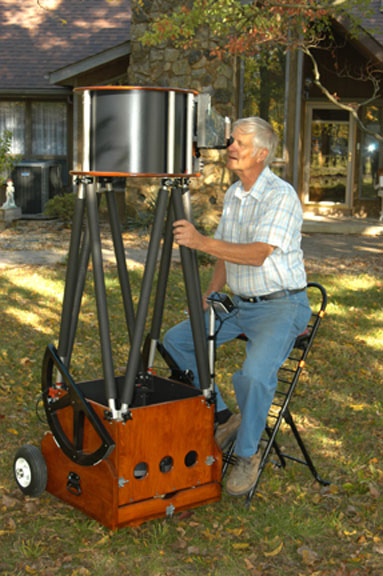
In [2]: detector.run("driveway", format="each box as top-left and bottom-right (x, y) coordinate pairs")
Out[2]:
(0, 219), (382, 273)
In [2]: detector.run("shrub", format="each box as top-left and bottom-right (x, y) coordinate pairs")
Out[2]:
(44, 193), (76, 226)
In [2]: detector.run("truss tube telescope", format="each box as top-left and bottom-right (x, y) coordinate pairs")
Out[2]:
(24, 86), (223, 528)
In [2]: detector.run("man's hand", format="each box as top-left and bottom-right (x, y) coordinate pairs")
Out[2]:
(173, 220), (274, 266)
(173, 219), (203, 250)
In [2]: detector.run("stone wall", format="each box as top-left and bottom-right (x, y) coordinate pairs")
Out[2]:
(126, 0), (238, 229)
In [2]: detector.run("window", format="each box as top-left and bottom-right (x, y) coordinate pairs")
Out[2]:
(309, 108), (350, 203)
(0, 99), (69, 183)
(359, 105), (383, 199)
(0, 102), (25, 154)
(0, 100), (67, 157)
(32, 102), (67, 155)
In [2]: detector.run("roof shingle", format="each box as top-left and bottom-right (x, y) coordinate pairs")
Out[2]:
(0, 0), (130, 91)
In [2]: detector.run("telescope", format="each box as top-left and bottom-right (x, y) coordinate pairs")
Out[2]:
(13, 86), (231, 528)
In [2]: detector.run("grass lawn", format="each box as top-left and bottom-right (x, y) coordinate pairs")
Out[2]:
(0, 260), (382, 575)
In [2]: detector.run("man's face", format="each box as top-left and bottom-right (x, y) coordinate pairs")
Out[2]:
(226, 128), (267, 176)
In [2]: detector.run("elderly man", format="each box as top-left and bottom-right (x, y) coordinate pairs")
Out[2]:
(164, 116), (311, 497)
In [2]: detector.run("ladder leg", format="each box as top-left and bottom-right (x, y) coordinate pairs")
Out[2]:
(284, 409), (330, 485)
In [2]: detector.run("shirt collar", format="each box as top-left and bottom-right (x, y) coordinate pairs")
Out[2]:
(233, 166), (271, 200)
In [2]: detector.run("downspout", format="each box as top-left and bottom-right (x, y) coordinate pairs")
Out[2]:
(292, 49), (304, 191)
(283, 50), (290, 175)
(72, 93), (79, 174)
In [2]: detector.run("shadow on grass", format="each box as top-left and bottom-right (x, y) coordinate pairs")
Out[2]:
(0, 265), (382, 575)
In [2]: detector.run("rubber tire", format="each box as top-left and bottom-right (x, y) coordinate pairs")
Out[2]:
(13, 444), (47, 497)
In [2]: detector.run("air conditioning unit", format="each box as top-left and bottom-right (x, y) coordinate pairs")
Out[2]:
(12, 161), (63, 215)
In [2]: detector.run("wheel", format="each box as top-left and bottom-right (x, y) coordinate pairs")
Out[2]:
(13, 445), (47, 497)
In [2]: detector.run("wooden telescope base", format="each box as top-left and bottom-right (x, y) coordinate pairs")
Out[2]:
(41, 377), (222, 529)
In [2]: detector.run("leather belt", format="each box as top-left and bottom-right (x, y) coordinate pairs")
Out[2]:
(239, 287), (306, 303)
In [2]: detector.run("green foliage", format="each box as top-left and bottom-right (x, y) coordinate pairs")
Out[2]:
(126, 192), (208, 234)
(126, 192), (158, 231)
(136, 0), (381, 142)
(242, 47), (286, 155)
(138, 0), (370, 56)
(0, 130), (20, 185)
(43, 192), (76, 225)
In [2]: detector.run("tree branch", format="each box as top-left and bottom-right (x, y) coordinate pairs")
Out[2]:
(302, 46), (383, 141)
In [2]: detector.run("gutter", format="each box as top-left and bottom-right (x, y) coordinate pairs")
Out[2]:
(48, 41), (131, 85)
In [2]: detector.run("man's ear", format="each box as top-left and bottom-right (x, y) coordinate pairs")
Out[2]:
(256, 148), (269, 163)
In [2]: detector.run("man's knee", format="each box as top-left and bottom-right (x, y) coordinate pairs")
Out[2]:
(163, 320), (191, 352)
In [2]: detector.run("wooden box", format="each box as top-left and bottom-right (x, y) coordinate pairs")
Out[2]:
(41, 376), (222, 529)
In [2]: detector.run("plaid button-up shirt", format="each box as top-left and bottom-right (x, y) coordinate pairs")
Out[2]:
(214, 167), (307, 297)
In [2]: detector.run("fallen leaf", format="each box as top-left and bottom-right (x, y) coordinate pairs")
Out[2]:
(187, 545), (201, 554)
(264, 541), (283, 557)
(177, 510), (194, 521)
(312, 493), (321, 504)
(24, 501), (39, 514)
(297, 545), (319, 565)
(244, 556), (262, 575)
(368, 483), (380, 498)
(228, 527), (244, 537)
(2, 495), (19, 508)
(6, 517), (16, 530)
(172, 538), (187, 551)
(176, 526), (186, 536)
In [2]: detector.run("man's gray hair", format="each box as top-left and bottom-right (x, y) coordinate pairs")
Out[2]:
(233, 117), (279, 166)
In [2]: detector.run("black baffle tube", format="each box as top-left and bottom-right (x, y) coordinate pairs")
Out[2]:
(86, 181), (117, 403)
(57, 183), (86, 364)
(171, 187), (210, 391)
(148, 199), (174, 349)
(120, 184), (169, 409)
(105, 188), (136, 342)
(65, 225), (91, 370)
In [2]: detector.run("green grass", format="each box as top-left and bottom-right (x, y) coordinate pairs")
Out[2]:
(0, 263), (382, 575)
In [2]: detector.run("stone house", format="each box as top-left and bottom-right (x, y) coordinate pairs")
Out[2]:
(0, 0), (382, 219)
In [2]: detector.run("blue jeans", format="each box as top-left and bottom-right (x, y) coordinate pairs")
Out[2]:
(163, 291), (312, 458)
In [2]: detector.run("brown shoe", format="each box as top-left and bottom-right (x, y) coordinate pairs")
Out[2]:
(225, 451), (262, 497)
(215, 413), (241, 450)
